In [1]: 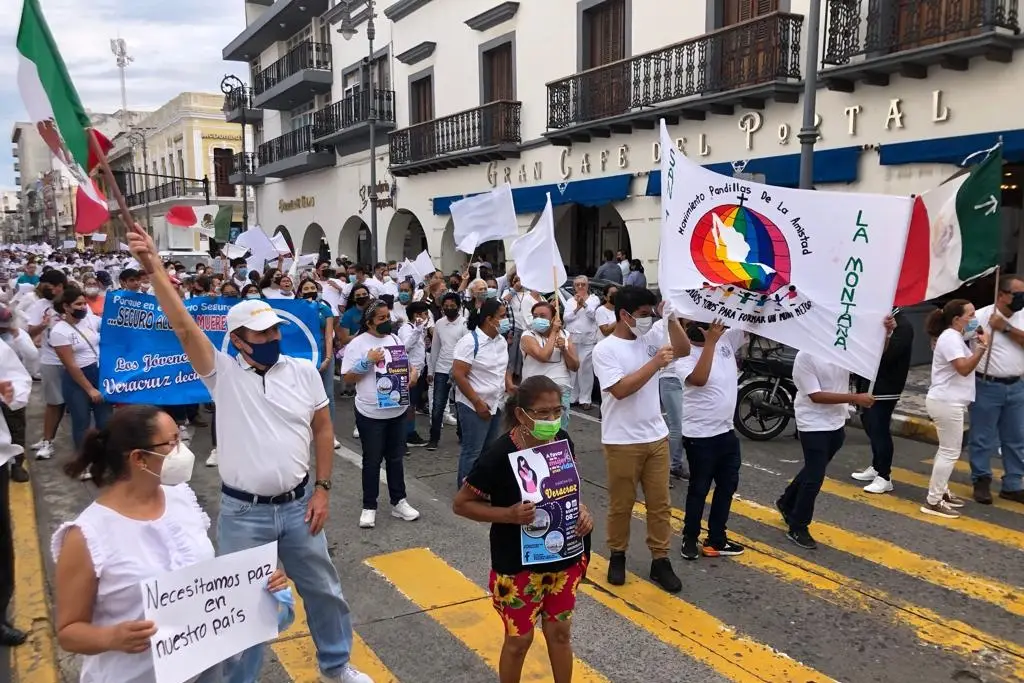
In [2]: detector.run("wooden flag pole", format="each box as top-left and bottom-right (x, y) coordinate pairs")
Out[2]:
(87, 129), (137, 236)
(553, 266), (561, 322)
(982, 265), (1001, 376)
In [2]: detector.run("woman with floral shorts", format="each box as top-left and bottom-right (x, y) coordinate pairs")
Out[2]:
(454, 376), (593, 683)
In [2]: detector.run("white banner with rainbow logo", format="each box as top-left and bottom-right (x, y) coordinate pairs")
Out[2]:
(657, 120), (914, 381)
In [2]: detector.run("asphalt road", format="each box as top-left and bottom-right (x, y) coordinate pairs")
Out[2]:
(4, 389), (1024, 683)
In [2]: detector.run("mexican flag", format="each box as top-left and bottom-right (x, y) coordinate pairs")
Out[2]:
(894, 148), (1003, 306)
(17, 0), (113, 235)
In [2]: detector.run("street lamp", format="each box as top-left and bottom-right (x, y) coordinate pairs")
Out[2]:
(127, 128), (152, 232)
(339, 0), (380, 265)
(221, 74), (251, 233)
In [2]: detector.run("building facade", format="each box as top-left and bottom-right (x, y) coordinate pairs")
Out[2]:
(223, 0), (1024, 283)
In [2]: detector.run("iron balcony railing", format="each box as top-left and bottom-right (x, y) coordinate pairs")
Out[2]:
(254, 41), (332, 95)
(822, 0), (1019, 66)
(389, 100), (522, 166)
(256, 126), (330, 166)
(125, 178), (208, 208)
(546, 12), (803, 130)
(231, 151), (259, 177)
(312, 89), (396, 139)
(225, 85), (259, 112)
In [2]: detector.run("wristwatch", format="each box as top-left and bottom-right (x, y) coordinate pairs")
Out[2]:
(314, 479), (332, 491)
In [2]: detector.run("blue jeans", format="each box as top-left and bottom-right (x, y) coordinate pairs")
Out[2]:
(218, 486), (354, 683)
(559, 386), (571, 431)
(407, 373), (423, 437)
(682, 431), (741, 545)
(355, 410), (408, 509)
(659, 375), (685, 472)
(61, 364), (112, 451)
(455, 402), (502, 487)
(320, 357), (336, 426)
(429, 373), (452, 443)
(968, 377), (1024, 492)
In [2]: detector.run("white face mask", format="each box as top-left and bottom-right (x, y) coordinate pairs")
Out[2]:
(627, 313), (654, 337)
(142, 442), (195, 486)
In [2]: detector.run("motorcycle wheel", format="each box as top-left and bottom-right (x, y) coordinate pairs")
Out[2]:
(734, 379), (793, 441)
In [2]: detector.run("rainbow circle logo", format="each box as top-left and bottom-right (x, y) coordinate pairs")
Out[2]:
(690, 204), (791, 294)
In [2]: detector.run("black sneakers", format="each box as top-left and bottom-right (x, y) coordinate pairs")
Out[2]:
(607, 551), (626, 585)
(407, 433), (427, 447)
(680, 537), (700, 561)
(9, 461), (29, 483)
(786, 528), (817, 550)
(425, 440), (439, 451)
(650, 558), (682, 593)
(701, 539), (745, 557)
(775, 497), (791, 527)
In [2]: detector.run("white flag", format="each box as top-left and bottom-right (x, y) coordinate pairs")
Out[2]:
(509, 194), (566, 295)
(396, 258), (418, 282)
(269, 233), (292, 256)
(449, 183), (518, 255)
(657, 120), (913, 380)
(222, 243), (248, 260)
(411, 250), (435, 283)
(235, 228), (279, 272)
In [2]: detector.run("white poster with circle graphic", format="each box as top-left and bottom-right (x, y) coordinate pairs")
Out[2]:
(657, 120), (914, 381)
(508, 439), (584, 567)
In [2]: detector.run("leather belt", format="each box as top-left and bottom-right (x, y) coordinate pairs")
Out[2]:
(221, 474), (309, 505)
(978, 374), (1020, 385)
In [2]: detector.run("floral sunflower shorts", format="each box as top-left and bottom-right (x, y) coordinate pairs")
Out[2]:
(488, 555), (589, 637)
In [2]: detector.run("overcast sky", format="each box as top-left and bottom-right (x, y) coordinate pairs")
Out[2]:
(0, 0), (247, 187)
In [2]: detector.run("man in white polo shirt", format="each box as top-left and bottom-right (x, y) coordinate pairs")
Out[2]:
(126, 227), (372, 683)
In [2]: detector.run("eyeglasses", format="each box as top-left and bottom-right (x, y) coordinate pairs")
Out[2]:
(141, 438), (180, 452)
(524, 407), (563, 421)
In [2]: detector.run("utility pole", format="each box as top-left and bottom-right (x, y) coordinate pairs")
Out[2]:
(220, 75), (250, 232)
(110, 38), (133, 130)
(797, 0), (822, 190)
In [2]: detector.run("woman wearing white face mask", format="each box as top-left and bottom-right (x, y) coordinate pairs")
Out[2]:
(51, 405), (291, 683)
(520, 301), (579, 430)
(82, 275), (105, 317)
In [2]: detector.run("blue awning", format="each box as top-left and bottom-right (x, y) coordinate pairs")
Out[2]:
(432, 173), (633, 216)
(645, 146), (863, 196)
(878, 129), (1024, 166)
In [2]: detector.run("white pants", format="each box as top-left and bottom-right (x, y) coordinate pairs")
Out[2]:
(925, 398), (966, 505)
(570, 343), (595, 406)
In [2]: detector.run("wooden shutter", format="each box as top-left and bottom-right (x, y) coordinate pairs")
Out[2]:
(724, 0), (778, 27)
(213, 148), (233, 198)
(483, 43), (514, 102)
(584, 0), (626, 69)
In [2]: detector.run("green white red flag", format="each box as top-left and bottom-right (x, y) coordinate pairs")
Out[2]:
(17, 0), (113, 235)
(894, 147), (1003, 306)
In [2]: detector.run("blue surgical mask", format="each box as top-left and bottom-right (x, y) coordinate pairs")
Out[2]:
(498, 318), (511, 335)
(486, 287), (498, 299)
(246, 338), (280, 367)
(237, 267), (247, 278)
(348, 275), (356, 283)
(531, 318), (551, 333)
(964, 319), (980, 337)
(398, 292), (412, 304)
(245, 293), (261, 300)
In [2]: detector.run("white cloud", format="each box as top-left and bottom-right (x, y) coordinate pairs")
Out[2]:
(0, 0), (247, 184)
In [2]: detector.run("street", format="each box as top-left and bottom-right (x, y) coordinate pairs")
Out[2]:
(4, 388), (1024, 683)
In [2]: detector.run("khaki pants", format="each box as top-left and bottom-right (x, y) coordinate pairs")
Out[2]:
(604, 438), (672, 559)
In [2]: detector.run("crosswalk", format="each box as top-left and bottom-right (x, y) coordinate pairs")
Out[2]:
(261, 463), (1024, 683)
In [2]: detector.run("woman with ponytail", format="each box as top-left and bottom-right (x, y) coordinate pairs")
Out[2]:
(51, 406), (288, 683)
(922, 299), (988, 519)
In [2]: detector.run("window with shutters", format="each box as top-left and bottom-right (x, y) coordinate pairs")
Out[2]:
(409, 76), (434, 125)
(580, 0), (628, 122)
(722, 0), (778, 27)
(719, 0), (780, 90)
(213, 148), (234, 198)
(482, 42), (514, 102)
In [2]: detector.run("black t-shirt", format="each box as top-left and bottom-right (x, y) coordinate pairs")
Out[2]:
(465, 430), (592, 575)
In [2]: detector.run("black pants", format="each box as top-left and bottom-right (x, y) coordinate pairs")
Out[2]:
(780, 428), (845, 531)
(682, 431), (741, 545)
(0, 466), (12, 619)
(354, 410), (407, 510)
(861, 400), (897, 480)
(1, 404), (25, 467)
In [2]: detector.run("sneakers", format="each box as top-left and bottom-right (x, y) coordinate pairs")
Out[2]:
(358, 509), (376, 529)
(352, 427), (360, 439)
(406, 433), (427, 447)
(942, 492), (965, 508)
(999, 489), (1024, 504)
(320, 664), (374, 683)
(30, 439), (44, 451)
(670, 466), (689, 480)
(973, 476), (993, 505)
(851, 466), (878, 482)
(334, 438), (342, 450)
(443, 413), (457, 427)
(649, 558), (682, 593)
(863, 476), (893, 494)
(9, 462), (29, 483)
(35, 441), (54, 460)
(920, 500), (960, 519)
(206, 449), (218, 467)
(425, 440), (439, 451)
(787, 528), (817, 550)
(775, 497), (791, 527)
(391, 499), (420, 521)
(178, 425), (191, 444)
(607, 551), (626, 585)
(701, 539), (745, 557)
(680, 537), (700, 561)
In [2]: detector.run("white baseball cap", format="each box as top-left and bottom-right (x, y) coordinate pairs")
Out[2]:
(226, 299), (284, 334)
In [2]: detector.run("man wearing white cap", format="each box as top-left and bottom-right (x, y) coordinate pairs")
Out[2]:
(126, 227), (372, 683)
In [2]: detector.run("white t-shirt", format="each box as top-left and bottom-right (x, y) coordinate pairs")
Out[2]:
(26, 297), (60, 366)
(49, 318), (100, 368)
(592, 331), (668, 445)
(595, 305), (616, 337)
(928, 328), (975, 405)
(974, 305), (1024, 378)
(675, 329), (744, 438)
(520, 330), (572, 388)
(340, 332), (409, 420)
(792, 351), (850, 432)
(201, 352), (329, 496)
(429, 314), (468, 376)
(453, 329), (509, 414)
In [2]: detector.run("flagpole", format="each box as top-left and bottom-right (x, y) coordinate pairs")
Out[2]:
(87, 128), (136, 234)
(982, 266), (1001, 376)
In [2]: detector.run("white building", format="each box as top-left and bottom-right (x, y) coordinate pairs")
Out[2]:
(222, 0), (1024, 283)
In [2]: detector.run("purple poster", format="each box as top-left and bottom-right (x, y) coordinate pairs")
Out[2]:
(507, 439), (584, 566)
(375, 345), (410, 409)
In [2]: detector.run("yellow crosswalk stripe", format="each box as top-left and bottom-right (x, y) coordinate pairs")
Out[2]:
(584, 555), (836, 683)
(923, 457), (1005, 481)
(820, 478), (1024, 551)
(366, 548), (609, 682)
(885, 466), (1022, 515)
(634, 503), (1024, 679)
(272, 582), (399, 682)
(727, 495), (1024, 619)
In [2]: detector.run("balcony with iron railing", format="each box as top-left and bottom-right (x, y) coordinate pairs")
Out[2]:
(229, 151), (265, 186)
(389, 100), (522, 177)
(312, 89), (397, 147)
(222, 0), (331, 62)
(125, 178), (209, 208)
(821, 0), (1020, 90)
(252, 41), (333, 111)
(544, 12), (803, 144)
(255, 126), (335, 179)
(224, 85), (264, 124)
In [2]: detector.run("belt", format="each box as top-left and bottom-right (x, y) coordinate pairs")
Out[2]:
(221, 474), (309, 505)
(978, 373), (1020, 385)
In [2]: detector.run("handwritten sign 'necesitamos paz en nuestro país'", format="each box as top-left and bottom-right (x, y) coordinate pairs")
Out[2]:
(141, 542), (280, 683)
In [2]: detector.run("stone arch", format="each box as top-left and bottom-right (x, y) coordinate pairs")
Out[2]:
(440, 219), (459, 274)
(384, 209), (428, 262)
(301, 222), (327, 260)
(551, 202), (631, 278)
(339, 216), (372, 265)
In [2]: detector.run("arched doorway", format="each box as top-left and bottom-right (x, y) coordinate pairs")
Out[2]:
(339, 216), (372, 266)
(274, 226), (295, 254)
(385, 209), (428, 262)
(301, 222), (327, 260)
(440, 219), (459, 274)
(552, 203), (631, 278)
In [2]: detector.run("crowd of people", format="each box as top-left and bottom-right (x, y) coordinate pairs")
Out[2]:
(0, 234), (1021, 683)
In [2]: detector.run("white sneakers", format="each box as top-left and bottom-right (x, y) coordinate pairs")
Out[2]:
(443, 412), (457, 427)
(360, 499), (420, 528)
(178, 424), (192, 444)
(334, 438), (342, 450)
(352, 427), (360, 439)
(35, 440), (54, 460)
(358, 509), (376, 528)
(863, 476), (893, 494)
(320, 664), (374, 683)
(206, 449), (218, 467)
(851, 466), (878, 482)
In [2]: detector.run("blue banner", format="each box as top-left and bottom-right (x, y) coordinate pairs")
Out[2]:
(99, 292), (322, 405)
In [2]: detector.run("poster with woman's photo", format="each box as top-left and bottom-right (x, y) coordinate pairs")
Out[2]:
(375, 345), (410, 408)
(507, 439), (584, 566)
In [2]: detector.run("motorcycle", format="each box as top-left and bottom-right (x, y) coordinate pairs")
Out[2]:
(734, 336), (797, 441)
